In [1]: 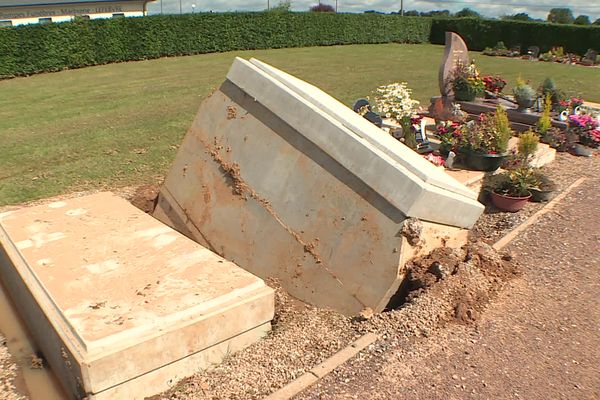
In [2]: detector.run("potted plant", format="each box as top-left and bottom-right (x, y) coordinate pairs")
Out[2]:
(434, 120), (462, 156)
(517, 129), (540, 164)
(530, 170), (558, 202)
(488, 167), (537, 212)
(567, 113), (600, 156)
(374, 82), (420, 149)
(482, 75), (507, 100)
(535, 94), (553, 139)
(451, 60), (485, 102)
(458, 106), (512, 171)
(539, 78), (567, 112)
(513, 78), (536, 113)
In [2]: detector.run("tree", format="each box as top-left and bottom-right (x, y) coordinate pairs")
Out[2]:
(594, 18), (600, 25)
(267, 1), (291, 13)
(454, 8), (481, 18)
(421, 9), (451, 17)
(309, 3), (334, 12)
(404, 10), (420, 16)
(502, 12), (532, 21)
(574, 15), (591, 25)
(547, 8), (574, 24)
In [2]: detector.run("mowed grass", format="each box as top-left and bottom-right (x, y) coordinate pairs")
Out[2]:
(1, 43), (599, 205)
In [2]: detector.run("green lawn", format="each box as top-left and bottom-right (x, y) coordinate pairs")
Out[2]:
(1, 43), (599, 206)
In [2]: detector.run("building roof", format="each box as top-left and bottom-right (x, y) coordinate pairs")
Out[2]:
(0, 0), (143, 7)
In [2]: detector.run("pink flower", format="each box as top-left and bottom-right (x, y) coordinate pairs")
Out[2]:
(424, 153), (445, 166)
(590, 130), (600, 143)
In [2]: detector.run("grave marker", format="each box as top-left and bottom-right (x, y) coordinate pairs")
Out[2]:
(154, 57), (484, 316)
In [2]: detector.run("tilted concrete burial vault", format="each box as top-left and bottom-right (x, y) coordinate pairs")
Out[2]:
(154, 57), (484, 316)
(0, 193), (274, 399)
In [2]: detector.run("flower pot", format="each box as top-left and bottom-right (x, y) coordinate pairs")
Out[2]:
(454, 87), (477, 102)
(515, 97), (535, 113)
(530, 188), (556, 202)
(462, 151), (507, 172)
(572, 143), (593, 157)
(491, 190), (531, 212)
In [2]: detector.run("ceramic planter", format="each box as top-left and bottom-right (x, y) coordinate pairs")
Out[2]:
(491, 190), (531, 212)
(461, 150), (507, 172)
(515, 97), (536, 113)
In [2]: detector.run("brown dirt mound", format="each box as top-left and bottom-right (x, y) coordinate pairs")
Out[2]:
(128, 183), (160, 214)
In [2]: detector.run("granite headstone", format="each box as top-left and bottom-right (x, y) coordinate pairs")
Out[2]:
(439, 31), (470, 98)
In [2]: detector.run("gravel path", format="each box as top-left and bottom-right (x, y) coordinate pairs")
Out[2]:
(296, 152), (600, 399)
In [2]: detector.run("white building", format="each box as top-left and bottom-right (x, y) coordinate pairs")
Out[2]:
(0, 0), (155, 26)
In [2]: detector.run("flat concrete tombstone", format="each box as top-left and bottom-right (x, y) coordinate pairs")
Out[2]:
(439, 31), (470, 98)
(153, 57), (484, 316)
(0, 193), (274, 400)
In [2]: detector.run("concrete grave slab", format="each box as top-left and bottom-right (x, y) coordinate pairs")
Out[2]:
(0, 192), (274, 400)
(154, 58), (484, 316)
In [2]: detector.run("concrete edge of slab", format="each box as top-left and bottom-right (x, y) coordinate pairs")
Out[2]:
(493, 177), (587, 251)
(261, 332), (379, 400)
(260, 177), (587, 400)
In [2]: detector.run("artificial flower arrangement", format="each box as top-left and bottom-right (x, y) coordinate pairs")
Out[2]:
(374, 82), (421, 148)
(451, 60), (485, 101)
(457, 106), (512, 155)
(423, 153), (446, 167)
(374, 82), (420, 123)
(435, 120), (462, 154)
(557, 97), (585, 114)
(482, 75), (507, 95)
(568, 114), (600, 147)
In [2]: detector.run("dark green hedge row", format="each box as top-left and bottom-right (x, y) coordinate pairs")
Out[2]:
(430, 18), (600, 56)
(0, 13), (432, 78)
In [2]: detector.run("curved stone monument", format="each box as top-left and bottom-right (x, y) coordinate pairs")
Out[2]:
(154, 58), (484, 316)
(429, 31), (470, 121)
(439, 31), (470, 98)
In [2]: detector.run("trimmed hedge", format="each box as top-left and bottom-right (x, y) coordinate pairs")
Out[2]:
(431, 18), (600, 56)
(0, 13), (431, 78)
(2, 13), (599, 79)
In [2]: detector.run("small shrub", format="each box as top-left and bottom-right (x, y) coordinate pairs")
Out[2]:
(493, 106), (512, 153)
(536, 94), (553, 136)
(518, 130), (540, 159)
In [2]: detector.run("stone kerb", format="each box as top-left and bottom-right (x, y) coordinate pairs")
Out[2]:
(153, 58), (483, 316)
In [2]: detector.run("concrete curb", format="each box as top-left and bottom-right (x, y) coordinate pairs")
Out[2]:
(262, 177), (586, 400)
(493, 177), (586, 251)
(263, 332), (379, 400)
